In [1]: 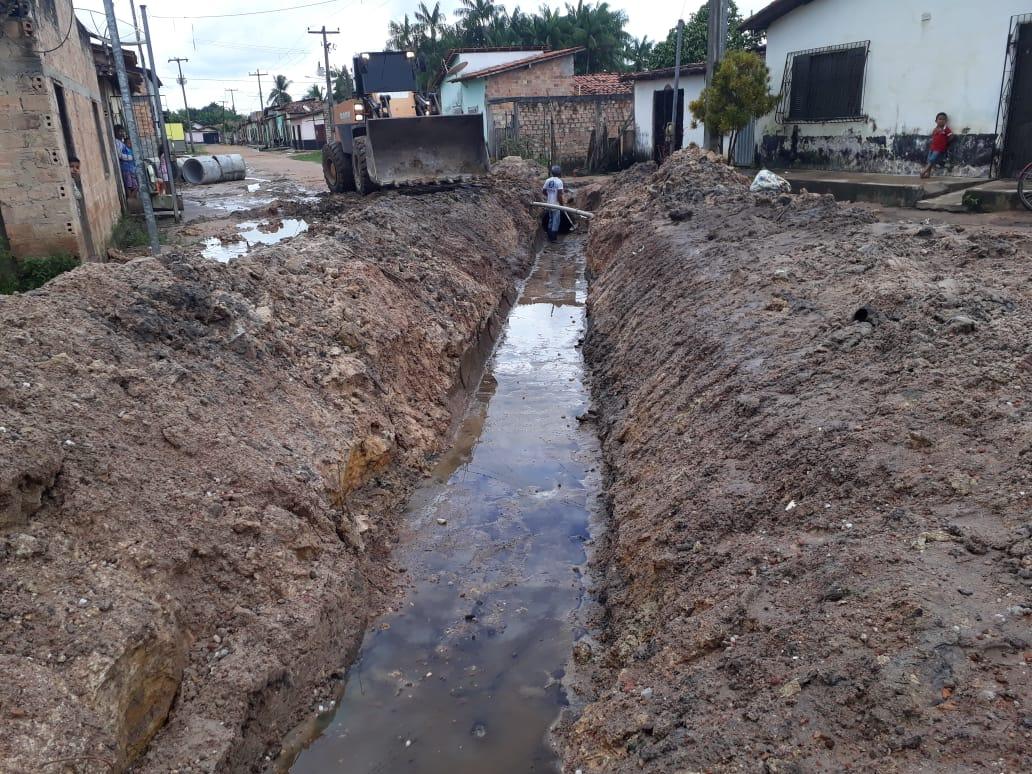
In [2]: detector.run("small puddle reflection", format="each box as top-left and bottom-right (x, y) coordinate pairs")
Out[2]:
(279, 237), (599, 773)
(202, 218), (309, 262)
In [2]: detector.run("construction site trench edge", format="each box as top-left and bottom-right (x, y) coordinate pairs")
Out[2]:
(1, 148), (1030, 774)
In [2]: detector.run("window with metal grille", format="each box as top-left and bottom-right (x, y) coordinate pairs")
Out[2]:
(777, 41), (870, 123)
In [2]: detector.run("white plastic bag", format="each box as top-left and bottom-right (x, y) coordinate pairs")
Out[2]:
(749, 169), (792, 193)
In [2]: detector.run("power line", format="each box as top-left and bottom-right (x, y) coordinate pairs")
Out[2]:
(151, 0), (344, 20)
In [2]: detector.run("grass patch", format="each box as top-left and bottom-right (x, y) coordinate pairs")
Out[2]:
(0, 244), (79, 295)
(291, 151), (322, 163)
(108, 213), (165, 249)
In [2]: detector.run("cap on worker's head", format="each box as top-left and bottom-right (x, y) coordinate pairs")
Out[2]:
(550, 164), (562, 176)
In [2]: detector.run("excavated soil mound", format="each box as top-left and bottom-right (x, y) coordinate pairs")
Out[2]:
(0, 186), (535, 772)
(562, 149), (1031, 772)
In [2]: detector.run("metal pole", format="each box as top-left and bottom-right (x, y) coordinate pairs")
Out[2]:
(102, 0), (160, 254)
(169, 57), (194, 153)
(250, 69), (269, 146)
(308, 27), (340, 135)
(141, 4), (180, 223)
(670, 18), (684, 157)
(704, 0), (729, 151)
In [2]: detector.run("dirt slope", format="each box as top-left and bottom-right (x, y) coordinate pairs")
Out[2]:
(563, 150), (1031, 772)
(0, 184), (534, 772)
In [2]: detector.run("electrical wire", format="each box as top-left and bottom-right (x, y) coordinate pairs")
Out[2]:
(39, 6), (76, 54)
(151, 0), (344, 20)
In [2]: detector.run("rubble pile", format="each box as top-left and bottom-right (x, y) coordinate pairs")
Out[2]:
(0, 185), (535, 772)
(561, 148), (1031, 772)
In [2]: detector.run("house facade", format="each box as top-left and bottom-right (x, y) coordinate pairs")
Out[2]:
(743, 0), (1032, 177)
(437, 47), (547, 117)
(0, 0), (122, 262)
(283, 100), (326, 150)
(623, 64), (708, 162)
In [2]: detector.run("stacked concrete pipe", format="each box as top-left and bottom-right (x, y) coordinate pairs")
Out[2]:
(181, 154), (247, 185)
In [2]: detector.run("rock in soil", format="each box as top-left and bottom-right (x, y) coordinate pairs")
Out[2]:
(559, 148), (1031, 773)
(0, 183), (535, 772)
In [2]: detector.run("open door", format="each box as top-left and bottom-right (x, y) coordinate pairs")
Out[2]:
(651, 87), (684, 162)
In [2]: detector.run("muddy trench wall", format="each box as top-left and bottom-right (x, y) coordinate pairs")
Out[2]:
(0, 183), (538, 772)
(561, 150), (1031, 773)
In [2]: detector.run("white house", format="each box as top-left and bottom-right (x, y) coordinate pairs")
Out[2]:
(742, 0), (1032, 177)
(623, 64), (707, 162)
(437, 47), (547, 117)
(283, 99), (326, 151)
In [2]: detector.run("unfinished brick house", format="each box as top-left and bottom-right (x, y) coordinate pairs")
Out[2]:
(1, 0), (122, 264)
(438, 47), (633, 170)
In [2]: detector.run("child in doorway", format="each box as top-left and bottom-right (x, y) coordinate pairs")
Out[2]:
(920, 112), (953, 178)
(114, 126), (139, 196)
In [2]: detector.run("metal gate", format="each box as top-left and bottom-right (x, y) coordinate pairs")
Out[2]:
(994, 13), (1032, 177)
(733, 119), (757, 167)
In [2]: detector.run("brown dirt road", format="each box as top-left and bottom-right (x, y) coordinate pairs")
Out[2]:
(0, 177), (536, 772)
(560, 150), (1031, 773)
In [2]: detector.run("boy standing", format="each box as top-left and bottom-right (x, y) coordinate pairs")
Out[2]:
(542, 164), (565, 242)
(920, 112), (953, 178)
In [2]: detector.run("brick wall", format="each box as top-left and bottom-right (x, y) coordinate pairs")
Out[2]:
(0, 0), (121, 261)
(489, 94), (632, 169)
(484, 57), (576, 101)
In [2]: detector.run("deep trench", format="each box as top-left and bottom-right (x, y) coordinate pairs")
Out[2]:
(274, 233), (601, 772)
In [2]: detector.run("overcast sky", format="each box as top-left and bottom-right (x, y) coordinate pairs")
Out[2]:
(75, 1), (767, 116)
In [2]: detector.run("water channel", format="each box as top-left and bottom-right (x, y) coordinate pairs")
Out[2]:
(282, 235), (600, 773)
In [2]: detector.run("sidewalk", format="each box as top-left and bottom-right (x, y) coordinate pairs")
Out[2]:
(767, 168), (977, 208)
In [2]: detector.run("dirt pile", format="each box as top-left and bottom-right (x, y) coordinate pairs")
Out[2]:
(0, 186), (535, 772)
(562, 148), (1031, 772)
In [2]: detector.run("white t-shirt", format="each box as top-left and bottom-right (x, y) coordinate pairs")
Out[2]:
(543, 176), (564, 204)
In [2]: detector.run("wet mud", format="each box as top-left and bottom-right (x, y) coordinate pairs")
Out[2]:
(280, 237), (601, 773)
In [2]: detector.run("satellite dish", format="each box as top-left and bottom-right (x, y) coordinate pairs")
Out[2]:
(445, 60), (468, 77)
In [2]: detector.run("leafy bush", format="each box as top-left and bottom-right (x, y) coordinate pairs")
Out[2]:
(17, 254), (79, 291)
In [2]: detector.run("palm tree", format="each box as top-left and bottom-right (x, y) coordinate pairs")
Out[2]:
(330, 67), (354, 101)
(565, 1), (629, 73)
(533, 6), (570, 52)
(305, 84), (325, 100)
(387, 13), (416, 50)
(456, 0), (496, 45)
(267, 74), (292, 106)
(415, 1), (445, 44)
(626, 35), (652, 71)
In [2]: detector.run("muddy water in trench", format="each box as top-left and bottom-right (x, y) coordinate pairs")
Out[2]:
(286, 236), (598, 773)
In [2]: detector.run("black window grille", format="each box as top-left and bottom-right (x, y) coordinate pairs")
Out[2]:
(777, 41), (870, 123)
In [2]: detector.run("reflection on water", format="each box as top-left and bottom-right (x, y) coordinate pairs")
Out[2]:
(281, 237), (599, 773)
(202, 218), (309, 262)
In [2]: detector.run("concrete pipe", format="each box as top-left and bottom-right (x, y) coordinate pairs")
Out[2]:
(213, 154), (246, 181)
(181, 154), (247, 185)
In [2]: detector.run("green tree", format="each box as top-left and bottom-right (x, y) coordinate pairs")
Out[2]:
(267, 74), (292, 106)
(456, 0), (498, 45)
(305, 84), (325, 100)
(388, 13), (416, 50)
(164, 102), (245, 127)
(415, 1), (445, 43)
(625, 35), (653, 71)
(565, 1), (629, 74)
(331, 66), (354, 101)
(649, 1), (762, 69)
(688, 50), (778, 160)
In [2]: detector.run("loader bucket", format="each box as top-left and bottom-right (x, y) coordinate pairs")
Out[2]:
(364, 114), (490, 187)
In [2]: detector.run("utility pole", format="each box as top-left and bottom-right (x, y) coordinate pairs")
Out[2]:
(102, 0), (160, 254)
(704, 0), (729, 152)
(226, 88), (240, 144)
(141, 4), (180, 223)
(308, 26), (339, 129)
(670, 18), (684, 158)
(249, 69), (269, 147)
(168, 56), (194, 153)
(219, 100), (227, 144)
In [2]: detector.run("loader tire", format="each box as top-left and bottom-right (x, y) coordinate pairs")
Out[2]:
(352, 136), (378, 196)
(322, 141), (354, 193)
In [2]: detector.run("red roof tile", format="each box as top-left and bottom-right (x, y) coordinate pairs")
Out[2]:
(572, 73), (631, 95)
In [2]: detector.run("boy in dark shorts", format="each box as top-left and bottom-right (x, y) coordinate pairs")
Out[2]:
(920, 112), (953, 178)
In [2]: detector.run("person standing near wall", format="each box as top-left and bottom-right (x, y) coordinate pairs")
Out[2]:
(114, 126), (139, 197)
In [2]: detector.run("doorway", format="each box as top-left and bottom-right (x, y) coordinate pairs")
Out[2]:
(651, 86), (684, 162)
(1001, 19), (1032, 177)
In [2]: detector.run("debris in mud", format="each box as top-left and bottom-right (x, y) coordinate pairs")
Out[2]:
(562, 148), (1031, 773)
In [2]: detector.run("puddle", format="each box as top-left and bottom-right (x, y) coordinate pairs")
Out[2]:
(278, 236), (600, 772)
(202, 218), (309, 262)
